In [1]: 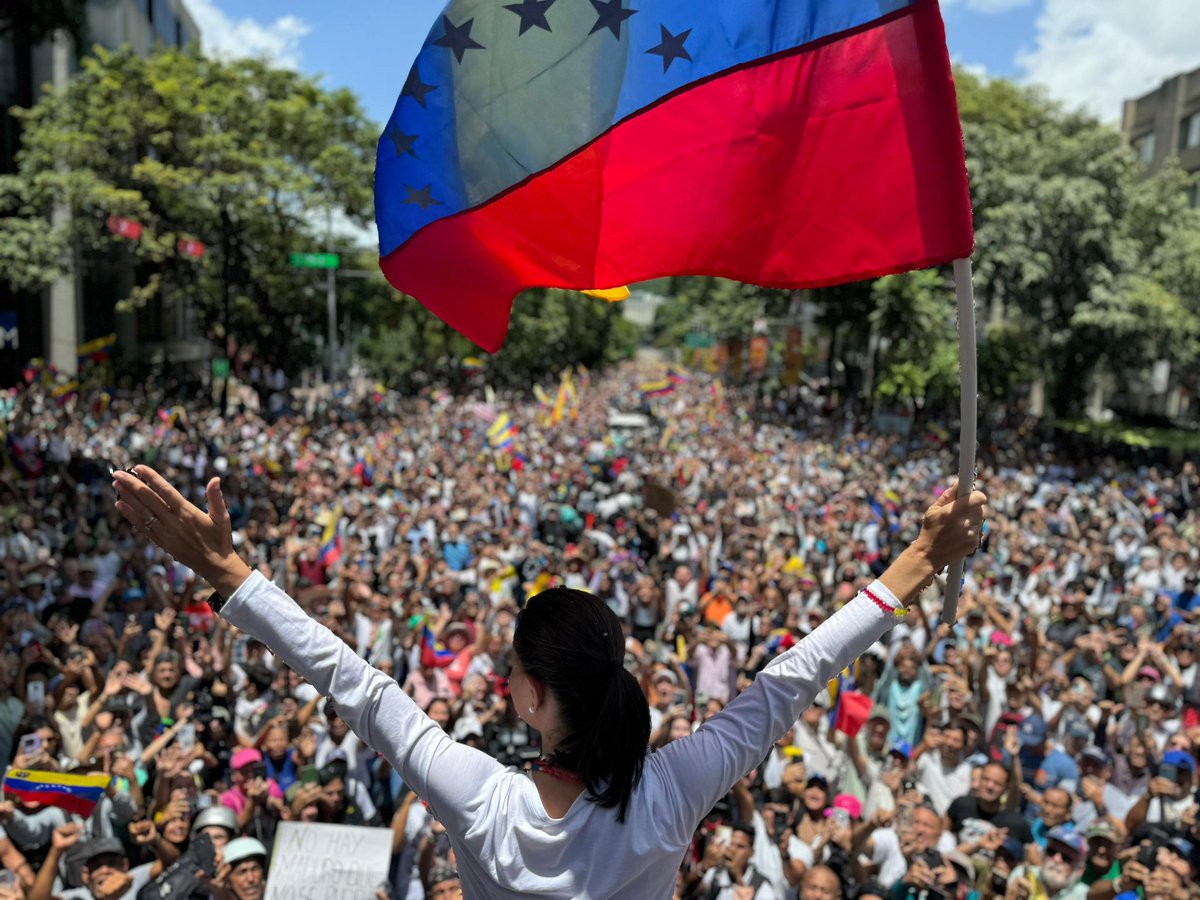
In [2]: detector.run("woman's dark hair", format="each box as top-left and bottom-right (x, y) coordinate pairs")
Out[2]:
(514, 587), (649, 822)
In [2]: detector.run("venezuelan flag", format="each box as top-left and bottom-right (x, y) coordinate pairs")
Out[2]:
(420, 626), (456, 669)
(376, 0), (972, 352)
(640, 379), (674, 398)
(4, 769), (109, 817)
(487, 413), (516, 450)
(666, 366), (690, 385)
(552, 373), (576, 425)
(77, 334), (117, 366)
(462, 356), (486, 372)
(319, 507), (343, 566)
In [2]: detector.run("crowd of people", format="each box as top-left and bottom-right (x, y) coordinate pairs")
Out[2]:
(0, 363), (1197, 900)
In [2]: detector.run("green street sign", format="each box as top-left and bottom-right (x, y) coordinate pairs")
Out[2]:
(289, 252), (340, 269)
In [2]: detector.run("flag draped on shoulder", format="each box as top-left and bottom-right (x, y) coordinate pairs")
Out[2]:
(376, 0), (973, 352)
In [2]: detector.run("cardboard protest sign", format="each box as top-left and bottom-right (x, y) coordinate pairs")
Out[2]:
(265, 822), (391, 900)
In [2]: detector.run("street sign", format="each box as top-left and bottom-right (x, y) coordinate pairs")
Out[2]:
(289, 252), (340, 269)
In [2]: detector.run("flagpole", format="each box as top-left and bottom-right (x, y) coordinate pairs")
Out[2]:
(942, 257), (978, 625)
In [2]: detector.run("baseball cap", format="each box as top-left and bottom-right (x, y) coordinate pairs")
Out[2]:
(80, 836), (125, 864)
(826, 794), (862, 821)
(1046, 826), (1086, 859)
(1086, 821), (1119, 844)
(230, 747), (263, 771)
(429, 863), (460, 887)
(452, 717), (483, 742)
(889, 741), (913, 761)
(943, 850), (974, 880)
(1163, 750), (1197, 773)
(957, 711), (983, 732)
(1065, 719), (1092, 740)
(1080, 745), (1111, 766)
(652, 669), (678, 686)
(999, 836), (1025, 861)
(868, 707), (891, 725)
(1019, 715), (1048, 747)
(1137, 666), (1162, 682)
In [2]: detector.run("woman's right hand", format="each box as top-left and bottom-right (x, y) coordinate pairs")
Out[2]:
(912, 481), (989, 573)
(113, 467), (252, 598)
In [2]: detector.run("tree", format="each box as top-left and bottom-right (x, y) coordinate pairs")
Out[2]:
(0, 45), (376, 369)
(954, 69), (1200, 417)
(354, 282), (640, 388)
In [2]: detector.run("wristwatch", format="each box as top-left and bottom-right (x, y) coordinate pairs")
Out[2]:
(208, 591), (227, 614)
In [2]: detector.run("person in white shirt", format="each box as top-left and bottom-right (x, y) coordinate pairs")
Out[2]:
(913, 721), (973, 815)
(112, 466), (986, 900)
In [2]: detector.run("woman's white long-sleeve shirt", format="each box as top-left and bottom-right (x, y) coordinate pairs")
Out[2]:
(222, 571), (902, 899)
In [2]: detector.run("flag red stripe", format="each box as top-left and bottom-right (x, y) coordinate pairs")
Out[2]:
(4, 788), (99, 817)
(381, 0), (971, 353)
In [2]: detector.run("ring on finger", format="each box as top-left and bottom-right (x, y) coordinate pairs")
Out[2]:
(144, 515), (158, 531)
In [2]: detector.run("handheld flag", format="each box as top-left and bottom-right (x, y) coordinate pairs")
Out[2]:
(376, 0), (973, 352)
(487, 412), (516, 451)
(4, 769), (110, 817)
(319, 507), (343, 566)
(77, 334), (116, 366)
(421, 626), (457, 668)
(639, 379), (674, 398)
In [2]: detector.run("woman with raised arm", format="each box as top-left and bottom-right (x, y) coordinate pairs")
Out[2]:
(112, 467), (986, 899)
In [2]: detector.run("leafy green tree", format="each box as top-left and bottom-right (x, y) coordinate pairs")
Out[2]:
(955, 69), (1199, 417)
(0, 45), (376, 367)
(355, 285), (639, 388)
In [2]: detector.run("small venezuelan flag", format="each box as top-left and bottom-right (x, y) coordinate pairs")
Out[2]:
(319, 507), (343, 566)
(666, 366), (690, 385)
(421, 627), (456, 669)
(487, 413), (516, 451)
(640, 379), (674, 398)
(4, 769), (110, 817)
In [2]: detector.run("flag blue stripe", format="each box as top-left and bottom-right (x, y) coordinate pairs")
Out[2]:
(378, 0), (917, 257)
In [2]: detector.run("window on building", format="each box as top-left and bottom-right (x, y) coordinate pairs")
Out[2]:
(1188, 183), (1200, 209)
(1134, 132), (1156, 165)
(1181, 112), (1200, 151)
(152, 0), (175, 44)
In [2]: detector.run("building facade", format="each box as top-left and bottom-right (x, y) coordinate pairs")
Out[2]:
(0, 0), (199, 380)
(1122, 64), (1200, 205)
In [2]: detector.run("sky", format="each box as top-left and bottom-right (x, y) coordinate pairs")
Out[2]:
(184, 0), (1200, 129)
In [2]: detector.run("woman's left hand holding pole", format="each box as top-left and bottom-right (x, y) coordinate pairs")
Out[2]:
(112, 468), (252, 598)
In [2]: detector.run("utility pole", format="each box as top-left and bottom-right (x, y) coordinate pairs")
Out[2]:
(327, 266), (338, 385)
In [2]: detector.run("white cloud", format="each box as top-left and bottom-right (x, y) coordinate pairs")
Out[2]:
(1017, 0), (1200, 121)
(944, 0), (1035, 13)
(183, 0), (311, 69)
